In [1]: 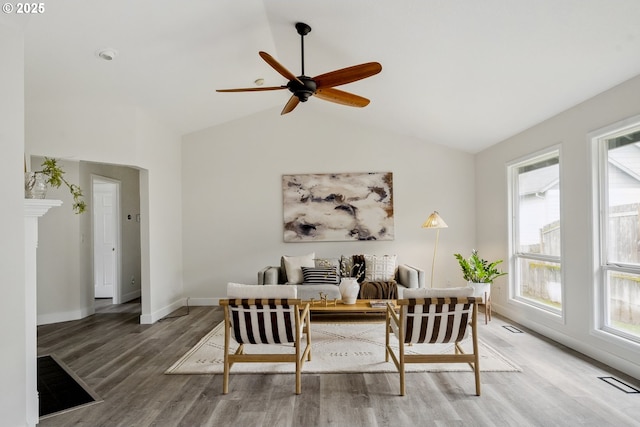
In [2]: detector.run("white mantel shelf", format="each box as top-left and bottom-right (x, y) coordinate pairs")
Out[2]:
(24, 198), (63, 217)
(24, 198), (62, 426)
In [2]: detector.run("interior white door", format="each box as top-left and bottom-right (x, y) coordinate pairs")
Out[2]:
(93, 181), (118, 299)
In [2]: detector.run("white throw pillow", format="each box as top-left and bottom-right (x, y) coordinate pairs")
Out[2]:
(282, 253), (315, 284)
(226, 282), (297, 299)
(364, 254), (397, 281)
(403, 286), (474, 299)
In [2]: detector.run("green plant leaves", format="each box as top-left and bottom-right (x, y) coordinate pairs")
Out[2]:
(453, 250), (507, 283)
(36, 157), (87, 214)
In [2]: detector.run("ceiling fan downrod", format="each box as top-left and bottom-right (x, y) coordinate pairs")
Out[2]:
(295, 22), (311, 76)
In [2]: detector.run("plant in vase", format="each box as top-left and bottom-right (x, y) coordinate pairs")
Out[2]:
(316, 256), (364, 304)
(454, 250), (507, 301)
(338, 257), (364, 305)
(25, 157), (87, 214)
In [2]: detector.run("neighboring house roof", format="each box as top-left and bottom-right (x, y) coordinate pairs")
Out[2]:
(609, 142), (640, 182)
(519, 165), (559, 196)
(519, 141), (640, 197)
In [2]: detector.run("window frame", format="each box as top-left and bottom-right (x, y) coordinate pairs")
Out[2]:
(590, 115), (640, 348)
(507, 145), (564, 317)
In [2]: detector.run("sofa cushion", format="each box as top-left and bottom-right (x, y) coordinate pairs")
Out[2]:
(301, 266), (339, 285)
(296, 284), (342, 301)
(403, 286), (474, 299)
(282, 253), (315, 284)
(227, 282), (297, 299)
(364, 254), (397, 281)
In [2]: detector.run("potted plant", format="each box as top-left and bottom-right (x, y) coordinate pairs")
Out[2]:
(338, 257), (364, 305)
(454, 250), (507, 300)
(25, 157), (87, 214)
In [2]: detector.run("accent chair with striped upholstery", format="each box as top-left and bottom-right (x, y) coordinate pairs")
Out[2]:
(385, 296), (480, 396)
(219, 297), (311, 395)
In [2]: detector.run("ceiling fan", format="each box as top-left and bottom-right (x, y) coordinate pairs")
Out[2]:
(216, 22), (382, 115)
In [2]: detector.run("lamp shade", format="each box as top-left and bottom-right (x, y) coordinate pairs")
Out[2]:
(422, 211), (448, 229)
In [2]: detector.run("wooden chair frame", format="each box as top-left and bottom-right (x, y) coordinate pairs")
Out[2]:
(220, 298), (311, 394)
(385, 297), (480, 396)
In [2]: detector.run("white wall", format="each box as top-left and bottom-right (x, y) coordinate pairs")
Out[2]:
(181, 107), (477, 301)
(32, 157), (86, 324)
(135, 109), (184, 323)
(0, 16), (29, 427)
(476, 73), (640, 379)
(26, 101), (183, 324)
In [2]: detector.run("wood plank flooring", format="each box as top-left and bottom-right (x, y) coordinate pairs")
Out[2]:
(37, 300), (640, 427)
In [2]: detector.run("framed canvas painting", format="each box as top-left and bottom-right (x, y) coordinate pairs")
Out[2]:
(282, 172), (394, 242)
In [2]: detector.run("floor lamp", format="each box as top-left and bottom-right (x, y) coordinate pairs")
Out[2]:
(422, 211), (448, 288)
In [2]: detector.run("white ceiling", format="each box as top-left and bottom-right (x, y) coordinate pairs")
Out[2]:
(23, 0), (640, 153)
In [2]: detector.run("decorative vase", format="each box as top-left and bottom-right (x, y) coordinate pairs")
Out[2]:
(468, 281), (491, 303)
(339, 277), (359, 305)
(24, 172), (48, 199)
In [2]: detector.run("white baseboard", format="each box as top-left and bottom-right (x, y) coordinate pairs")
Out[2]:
(187, 297), (220, 306)
(139, 297), (186, 324)
(139, 297), (222, 324)
(38, 296), (219, 326)
(37, 305), (95, 326)
(121, 289), (141, 303)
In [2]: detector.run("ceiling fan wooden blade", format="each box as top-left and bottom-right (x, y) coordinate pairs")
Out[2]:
(259, 51), (304, 85)
(314, 87), (370, 107)
(313, 62), (382, 89)
(281, 95), (300, 115)
(216, 86), (286, 92)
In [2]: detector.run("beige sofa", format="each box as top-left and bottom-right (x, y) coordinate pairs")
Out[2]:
(257, 255), (425, 301)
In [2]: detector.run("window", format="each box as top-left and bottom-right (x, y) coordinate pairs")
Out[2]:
(594, 121), (640, 343)
(509, 149), (562, 314)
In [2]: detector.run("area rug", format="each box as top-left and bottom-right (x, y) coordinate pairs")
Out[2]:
(165, 321), (521, 375)
(38, 354), (102, 419)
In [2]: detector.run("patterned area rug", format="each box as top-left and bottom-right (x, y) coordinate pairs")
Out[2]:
(165, 321), (521, 374)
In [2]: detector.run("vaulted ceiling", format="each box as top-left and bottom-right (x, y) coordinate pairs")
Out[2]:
(23, 0), (640, 153)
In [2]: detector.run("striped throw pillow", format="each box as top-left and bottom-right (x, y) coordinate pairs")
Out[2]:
(301, 266), (340, 285)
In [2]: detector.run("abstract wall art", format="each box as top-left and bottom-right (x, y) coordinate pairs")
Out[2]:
(282, 172), (394, 242)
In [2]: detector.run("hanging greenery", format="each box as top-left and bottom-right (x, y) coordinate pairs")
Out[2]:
(30, 157), (87, 214)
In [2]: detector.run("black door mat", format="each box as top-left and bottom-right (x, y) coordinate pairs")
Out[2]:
(38, 354), (102, 419)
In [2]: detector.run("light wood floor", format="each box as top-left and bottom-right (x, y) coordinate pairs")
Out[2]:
(37, 300), (640, 427)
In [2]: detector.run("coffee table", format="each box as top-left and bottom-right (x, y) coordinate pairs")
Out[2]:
(303, 299), (396, 314)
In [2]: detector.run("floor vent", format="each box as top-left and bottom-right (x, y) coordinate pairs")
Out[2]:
(598, 376), (640, 394)
(502, 325), (524, 333)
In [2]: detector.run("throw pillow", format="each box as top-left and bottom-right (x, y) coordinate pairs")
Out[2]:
(314, 257), (339, 269)
(340, 254), (366, 282)
(226, 282), (297, 299)
(301, 266), (340, 285)
(403, 286), (474, 299)
(282, 253), (315, 285)
(364, 254), (397, 282)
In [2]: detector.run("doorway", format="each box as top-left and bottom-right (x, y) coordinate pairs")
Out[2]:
(92, 177), (121, 303)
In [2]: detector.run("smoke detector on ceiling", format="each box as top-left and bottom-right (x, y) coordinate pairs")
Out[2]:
(96, 48), (118, 61)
